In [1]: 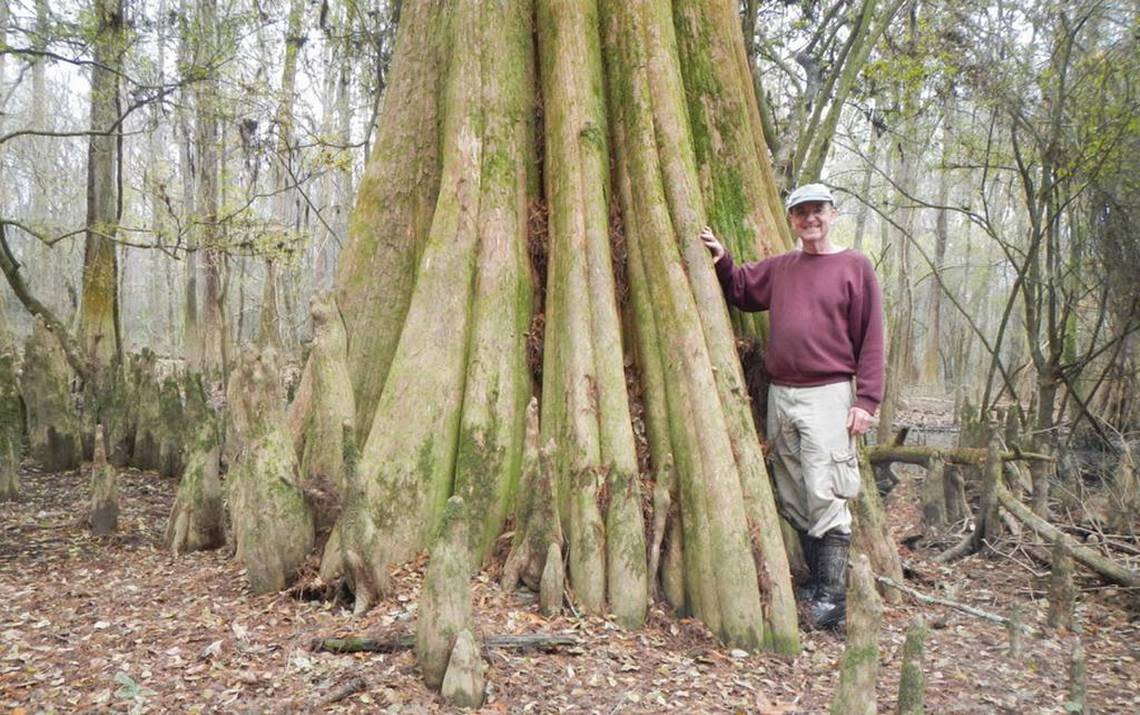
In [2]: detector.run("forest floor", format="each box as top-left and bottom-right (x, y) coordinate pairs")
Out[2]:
(2, 397), (1139, 713)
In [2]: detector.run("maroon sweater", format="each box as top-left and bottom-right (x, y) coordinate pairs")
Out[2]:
(715, 249), (885, 414)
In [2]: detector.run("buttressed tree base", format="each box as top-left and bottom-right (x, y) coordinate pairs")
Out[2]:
(291, 0), (815, 654)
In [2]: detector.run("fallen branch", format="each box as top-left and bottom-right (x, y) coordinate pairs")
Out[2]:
(875, 575), (1025, 631)
(312, 632), (580, 654)
(994, 480), (1140, 589)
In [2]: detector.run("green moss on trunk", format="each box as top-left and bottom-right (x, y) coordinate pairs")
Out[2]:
(22, 320), (81, 472)
(0, 350), (22, 501)
(294, 294), (356, 498)
(164, 421), (225, 554)
(225, 347), (314, 594)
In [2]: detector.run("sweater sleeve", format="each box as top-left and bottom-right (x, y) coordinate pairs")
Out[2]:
(850, 256), (885, 414)
(714, 251), (773, 312)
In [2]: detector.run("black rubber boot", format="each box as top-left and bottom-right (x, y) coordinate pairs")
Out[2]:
(805, 530), (849, 630)
(795, 531), (820, 603)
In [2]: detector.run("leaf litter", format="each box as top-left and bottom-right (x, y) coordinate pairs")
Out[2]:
(0, 441), (1137, 713)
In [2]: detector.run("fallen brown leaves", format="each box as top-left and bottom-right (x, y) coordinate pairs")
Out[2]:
(1, 440), (1137, 712)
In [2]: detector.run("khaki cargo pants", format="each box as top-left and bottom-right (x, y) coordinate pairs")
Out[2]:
(766, 381), (861, 538)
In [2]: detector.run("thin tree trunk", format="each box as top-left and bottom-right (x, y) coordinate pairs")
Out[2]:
(877, 128), (917, 436)
(78, 0), (124, 372)
(194, 0), (225, 374)
(920, 96), (953, 386)
(258, 0), (306, 349)
(179, 0), (199, 363)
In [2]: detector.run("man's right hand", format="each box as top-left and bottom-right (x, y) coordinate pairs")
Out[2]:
(699, 226), (725, 264)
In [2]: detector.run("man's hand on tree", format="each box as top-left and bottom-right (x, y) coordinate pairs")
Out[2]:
(847, 406), (875, 436)
(699, 226), (725, 264)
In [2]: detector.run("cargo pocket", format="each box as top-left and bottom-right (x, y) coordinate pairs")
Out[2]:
(830, 449), (861, 499)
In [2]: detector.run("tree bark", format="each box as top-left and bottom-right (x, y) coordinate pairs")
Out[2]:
(290, 294), (355, 497)
(333, 0), (444, 435)
(164, 408), (226, 554)
(259, 0), (307, 350)
(602, 0), (797, 652)
(415, 497), (474, 691)
(919, 98), (953, 385)
(78, 0), (124, 373)
(536, 0), (645, 625)
(852, 450), (903, 602)
(331, 0), (534, 613)
(503, 404), (563, 593)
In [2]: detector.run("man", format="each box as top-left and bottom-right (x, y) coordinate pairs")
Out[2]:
(700, 182), (885, 630)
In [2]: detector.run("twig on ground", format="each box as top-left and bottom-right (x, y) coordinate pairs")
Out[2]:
(994, 543), (1049, 579)
(875, 575), (1037, 633)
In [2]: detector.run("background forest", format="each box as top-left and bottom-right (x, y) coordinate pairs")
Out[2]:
(3, 0), (1137, 451)
(0, 0), (1138, 711)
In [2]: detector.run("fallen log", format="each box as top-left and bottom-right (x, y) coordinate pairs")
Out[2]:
(312, 633), (580, 654)
(994, 480), (1140, 589)
(867, 445), (1053, 468)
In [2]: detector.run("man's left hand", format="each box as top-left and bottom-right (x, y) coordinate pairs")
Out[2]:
(847, 406), (875, 436)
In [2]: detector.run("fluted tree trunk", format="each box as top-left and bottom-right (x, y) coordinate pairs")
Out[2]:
(303, 0), (802, 653)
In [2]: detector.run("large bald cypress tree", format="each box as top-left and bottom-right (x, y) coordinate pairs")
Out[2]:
(292, 0), (802, 654)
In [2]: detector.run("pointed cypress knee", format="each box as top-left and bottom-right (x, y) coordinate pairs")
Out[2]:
(568, 466), (606, 614)
(503, 412), (563, 594)
(89, 425), (119, 535)
(416, 496), (475, 690)
(1007, 604), (1024, 660)
(1067, 640), (1087, 714)
(539, 543), (564, 617)
(164, 398), (225, 555)
(1047, 536), (1076, 630)
(317, 420), (357, 581)
(226, 347), (315, 595)
(896, 618), (928, 715)
(830, 554), (882, 715)
(441, 629), (485, 709)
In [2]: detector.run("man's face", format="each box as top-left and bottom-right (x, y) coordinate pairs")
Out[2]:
(788, 201), (836, 243)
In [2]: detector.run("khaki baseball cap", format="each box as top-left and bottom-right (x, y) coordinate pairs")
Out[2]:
(785, 183), (835, 211)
